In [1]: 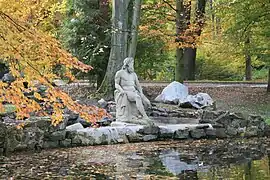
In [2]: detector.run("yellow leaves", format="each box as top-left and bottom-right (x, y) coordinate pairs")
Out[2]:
(0, 103), (4, 113)
(51, 107), (63, 126)
(0, 0), (109, 126)
(0, 81), (8, 88)
(16, 123), (25, 130)
(33, 92), (42, 100)
(9, 66), (21, 78)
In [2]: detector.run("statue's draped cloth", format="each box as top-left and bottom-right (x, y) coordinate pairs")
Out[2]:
(114, 89), (150, 122)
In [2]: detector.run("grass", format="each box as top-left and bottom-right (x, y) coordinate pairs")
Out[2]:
(253, 68), (269, 81)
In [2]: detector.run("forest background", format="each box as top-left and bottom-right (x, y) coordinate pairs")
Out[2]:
(58, 0), (270, 85)
(0, 0), (269, 124)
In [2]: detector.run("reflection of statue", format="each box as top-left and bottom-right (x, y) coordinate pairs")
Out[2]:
(114, 57), (152, 125)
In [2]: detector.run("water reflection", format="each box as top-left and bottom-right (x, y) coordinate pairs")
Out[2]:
(159, 149), (207, 175)
(130, 149), (270, 179)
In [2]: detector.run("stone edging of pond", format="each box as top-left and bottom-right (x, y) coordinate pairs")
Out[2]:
(1, 110), (270, 156)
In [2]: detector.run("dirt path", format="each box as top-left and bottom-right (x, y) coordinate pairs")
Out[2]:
(140, 81), (268, 88)
(142, 83), (270, 118)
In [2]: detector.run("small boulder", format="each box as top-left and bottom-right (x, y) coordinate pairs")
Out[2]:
(53, 79), (67, 86)
(2, 73), (15, 83)
(244, 126), (259, 137)
(98, 98), (108, 108)
(155, 81), (188, 104)
(66, 123), (84, 131)
(179, 93), (214, 109)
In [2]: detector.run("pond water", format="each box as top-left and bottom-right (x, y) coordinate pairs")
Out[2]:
(1, 138), (270, 179)
(129, 149), (270, 179)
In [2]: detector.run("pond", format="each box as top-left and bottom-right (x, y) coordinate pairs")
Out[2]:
(1, 138), (270, 179)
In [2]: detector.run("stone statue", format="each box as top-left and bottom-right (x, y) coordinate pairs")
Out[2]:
(114, 57), (153, 125)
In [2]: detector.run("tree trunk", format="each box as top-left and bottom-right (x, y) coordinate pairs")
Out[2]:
(175, 0), (185, 83)
(184, 48), (197, 80)
(183, 0), (206, 80)
(267, 67), (270, 93)
(183, 0), (192, 80)
(245, 36), (252, 81)
(98, 0), (143, 98)
(128, 0), (142, 58)
(175, 48), (184, 82)
(98, 0), (130, 98)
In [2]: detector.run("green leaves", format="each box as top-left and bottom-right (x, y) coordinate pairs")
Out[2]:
(59, 0), (111, 82)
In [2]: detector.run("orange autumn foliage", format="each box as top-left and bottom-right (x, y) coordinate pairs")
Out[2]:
(0, 0), (108, 126)
(140, 0), (204, 50)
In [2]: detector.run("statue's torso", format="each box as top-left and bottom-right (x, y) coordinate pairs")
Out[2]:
(119, 70), (137, 91)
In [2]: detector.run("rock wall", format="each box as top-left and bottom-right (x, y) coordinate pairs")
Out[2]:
(1, 111), (270, 156)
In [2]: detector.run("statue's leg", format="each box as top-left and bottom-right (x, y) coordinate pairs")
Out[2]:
(126, 92), (148, 117)
(141, 94), (152, 109)
(134, 95), (148, 117)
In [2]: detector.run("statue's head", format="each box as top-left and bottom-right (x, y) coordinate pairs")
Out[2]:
(122, 57), (134, 73)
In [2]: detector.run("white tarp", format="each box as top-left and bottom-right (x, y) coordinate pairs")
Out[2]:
(179, 93), (214, 109)
(155, 81), (188, 104)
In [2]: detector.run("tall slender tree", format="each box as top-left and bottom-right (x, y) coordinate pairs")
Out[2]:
(175, 0), (185, 82)
(98, 0), (143, 98)
(128, 0), (142, 58)
(183, 0), (206, 80)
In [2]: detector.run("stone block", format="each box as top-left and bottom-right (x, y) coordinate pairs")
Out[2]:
(244, 126), (259, 137)
(212, 123), (224, 128)
(143, 135), (157, 142)
(228, 112), (245, 120)
(196, 124), (209, 129)
(48, 131), (66, 141)
(14, 144), (28, 151)
(159, 126), (174, 139)
(72, 134), (94, 146)
(126, 133), (143, 142)
(43, 141), (59, 149)
(205, 128), (216, 138)
(66, 131), (77, 139)
(225, 126), (238, 137)
(216, 112), (232, 126)
(138, 126), (160, 135)
(66, 123), (84, 131)
(23, 127), (44, 150)
(264, 125), (270, 137)
(174, 128), (190, 139)
(239, 119), (248, 128)
(215, 128), (227, 138)
(190, 129), (206, 139)
(60, 139), (72, 147)
(200, 110), (226, 123)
